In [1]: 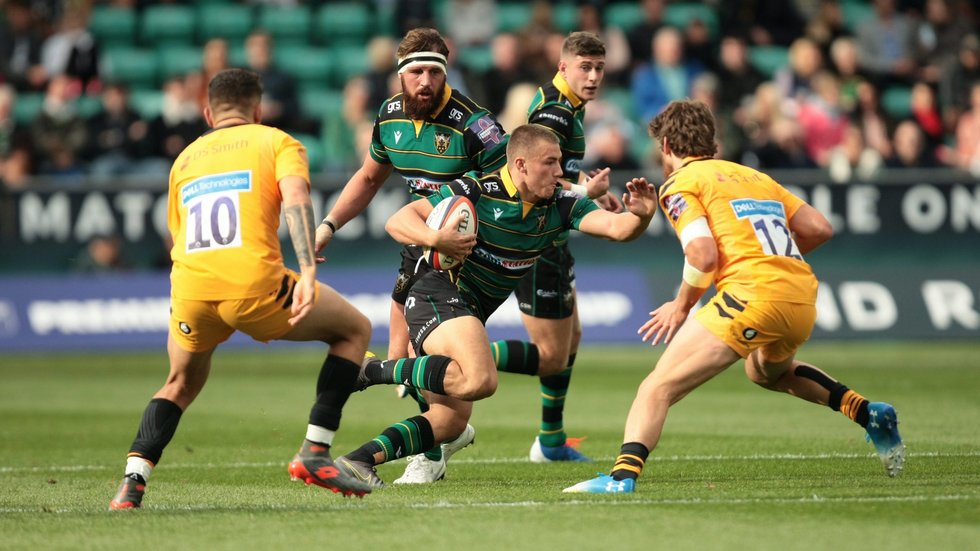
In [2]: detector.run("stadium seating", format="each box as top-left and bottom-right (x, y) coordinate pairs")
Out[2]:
(748, 45), (790, 78)
(314, 3), (372, 45)
(457, 45), (494, 74)
(12, 92), (43, 125)
(881, 86), (913, 119)
(101, 48), (159, 89)
(198, 4), (254, 43)
(256, 6), (312, 46)
(274, 46), (333, 88)
(88, 6), (137, 47)
(664, 3), (720, 38)
(77, 95), (103, 119)
(293, 133), (326, 172)
(841, 1), (877, 33)
(141, 5), (196, 47)
(495, 3), (532, 33)
(158, 46), (204, 81)
(329, 44), (369, 89)
(129, 89), (164, 120)
(605, 3), (644, 32)
(298, 87), (342, 123)
(552, 2), (579, 33)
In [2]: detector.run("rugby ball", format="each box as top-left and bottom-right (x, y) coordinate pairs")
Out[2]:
(423, 196), (478, 270)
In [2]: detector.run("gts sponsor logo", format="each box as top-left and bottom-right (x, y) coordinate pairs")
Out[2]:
(472, 248), (538, 270)
(405, 177), (443, 192)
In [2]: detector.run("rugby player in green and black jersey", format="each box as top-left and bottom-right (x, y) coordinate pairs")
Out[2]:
(495, 32), (623, 463)
(332, 124), (658, 488)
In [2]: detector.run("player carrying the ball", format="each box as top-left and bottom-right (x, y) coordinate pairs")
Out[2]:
(331, 124), (658, 488)
(564, 100), (905, 494)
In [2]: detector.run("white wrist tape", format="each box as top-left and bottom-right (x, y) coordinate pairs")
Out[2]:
(682, 258), (715, 288)
(320, 215), (339, 233)
(570, 183), (589, 197)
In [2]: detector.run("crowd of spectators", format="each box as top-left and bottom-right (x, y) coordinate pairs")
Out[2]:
(2, 0), (980, 190)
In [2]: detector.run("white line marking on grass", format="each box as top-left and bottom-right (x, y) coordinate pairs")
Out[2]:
(1, 451), (977, 474)
(0, 494), (976, 515)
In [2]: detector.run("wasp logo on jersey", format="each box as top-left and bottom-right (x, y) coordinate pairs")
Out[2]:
(663, 193), (689, 222)
(434, 132), (451, 154)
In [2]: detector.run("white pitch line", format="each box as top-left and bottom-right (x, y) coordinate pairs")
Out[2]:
(0, 450), (977, 474)
(0, 494), (976, 515)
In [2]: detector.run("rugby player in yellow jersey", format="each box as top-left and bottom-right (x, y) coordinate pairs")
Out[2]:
(565, 100), (905, 494)
(110, 69), (373, 509)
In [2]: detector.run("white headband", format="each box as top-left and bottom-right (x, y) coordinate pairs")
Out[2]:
(397, 52), (448, 74)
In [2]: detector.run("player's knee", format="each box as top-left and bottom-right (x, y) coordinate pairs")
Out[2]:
(536, 346), (568, 376)
(349, 311), (372, 349)
(743, 356), (780, 388)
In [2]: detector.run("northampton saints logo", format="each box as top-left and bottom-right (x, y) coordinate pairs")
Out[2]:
(434, 132), (451, 154)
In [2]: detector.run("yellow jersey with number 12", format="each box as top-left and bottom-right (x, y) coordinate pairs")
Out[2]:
(659, 157), (817, 304)
(168, 123), (309, 300)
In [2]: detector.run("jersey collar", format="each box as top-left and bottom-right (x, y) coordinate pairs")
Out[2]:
(666, 155), (713, 178)
(501, 165), (519, 197)
(552, 73), (583, 108)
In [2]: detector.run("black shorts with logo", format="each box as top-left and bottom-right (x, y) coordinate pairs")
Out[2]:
(403, 270), (480, 355)
(514, 242), (576, 319)
(391, 244), (433, 304)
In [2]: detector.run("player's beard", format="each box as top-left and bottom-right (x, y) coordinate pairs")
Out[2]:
(403, 80), (445, 120)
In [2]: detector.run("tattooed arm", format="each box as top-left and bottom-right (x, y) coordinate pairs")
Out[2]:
(280, 175), (317, 325)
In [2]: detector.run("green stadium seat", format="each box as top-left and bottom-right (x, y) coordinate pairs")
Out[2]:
(605, 3), (644, 32)
(129, 89), (164, 120)
(198, 4), (254, 43)
(329, 44), (368, 88)
(141, 5), (196, 47)
(274, 46), (332, 88)
(12, 92), (43, 125)
(228, 44), (247, 68)
(842, 2), (876, 33)
(157, 46), (203, 80)
(315, 3), (372, 45)
(88, 6), (137, 47)
(256, 6), (312, 46)
(294, 133), (325, 172)
(298, 87), (342, 122)
(881, 86), (913, 119)
(495, 3), (532, 33)
(457, 45), (494, 74)
(552, 2), (579, 33)
(102, 48), (159, 89)
(748, 45), (789, 78)
(602, 86), (636, 120)
(664, 3), (720, 38)
(77, 95), (103, 119)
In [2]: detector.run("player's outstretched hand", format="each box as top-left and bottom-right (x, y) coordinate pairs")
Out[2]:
(434, 212), (477, 260)
(289, 273), (316, 325)
(638, 298), (690, 346)
(314, 223), (334, 264)
(585, 167), (611, 199)
(622, 178), (658, 218)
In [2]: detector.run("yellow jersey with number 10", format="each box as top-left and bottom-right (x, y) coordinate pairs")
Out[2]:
(168, 123), (309, 300)
(659, 157), (817, 304)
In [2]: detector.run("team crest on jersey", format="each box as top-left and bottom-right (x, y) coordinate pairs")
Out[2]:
(536, 215), (547, 231)
(434, 132), (451, 154)
(663, 193), (689, 222)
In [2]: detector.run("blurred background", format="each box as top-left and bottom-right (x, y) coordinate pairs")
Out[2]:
(1, 0), (978, 351)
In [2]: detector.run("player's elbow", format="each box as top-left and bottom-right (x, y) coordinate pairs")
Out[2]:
(813, 218), (834, 245)
(684, 238), (718, 272)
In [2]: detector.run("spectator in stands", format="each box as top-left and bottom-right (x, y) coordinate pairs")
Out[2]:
(363, 36), (398, 111)
(719, 0), (805, 47)
(393, 0), (437, 36)
(322, 76), (373, 172)
(776, 37), (824, 101)
(479, 33), (535, 116)
(73, 233), (129, 273)
(626, 0), (666, 69)
(584, 120), (641, 173)
(445, 0), (497, 48)
(953, 82), (980, 173)
(497, 82), (538, 134)
(30, 74), (87, 180)
(243, 31), (303, 133)
(915, 0), (973, 84)
(828, 125), (884, 182)
(575, 1), (631, 85)
(40, 6), (99, 92)
(746, 116), (817, 169)
(939, 34), (980, 130)
(0, 0), (47, 92)
(682, 18), (716, 73)
(830, 37), (867, 113)
(909, 82), (945, 151)
(855, 0), (917, 86)
(797, 71), (851, 166)
(716, 35), (767, 116)
(632, 27), (705, 122)
(84, 82), (147, 178)
(0, 84), (34, 190)
(805, 0), (850, 62)
(887, 119), (940, 168)
(518, 1), (561, 82)
(198, 38), (230, 108)
(142, 75), (207, 172)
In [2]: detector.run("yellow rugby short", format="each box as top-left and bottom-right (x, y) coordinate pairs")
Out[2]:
(169, 269), (317, 352)
(694, 291), (816, 361)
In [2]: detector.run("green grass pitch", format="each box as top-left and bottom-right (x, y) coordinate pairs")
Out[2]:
(1, 342), (978, 550)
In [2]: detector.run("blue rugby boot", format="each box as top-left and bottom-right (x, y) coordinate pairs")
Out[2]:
(865, 402), (905, 477)
(563, 474), (635, 494)
(530, 436), (591, 462)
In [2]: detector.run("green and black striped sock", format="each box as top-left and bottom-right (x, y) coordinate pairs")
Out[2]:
(538, 353), (575, 447)
(490, 340), (539, 375)
(345, 415), (436, 465)
(364, 356), (452, 395)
